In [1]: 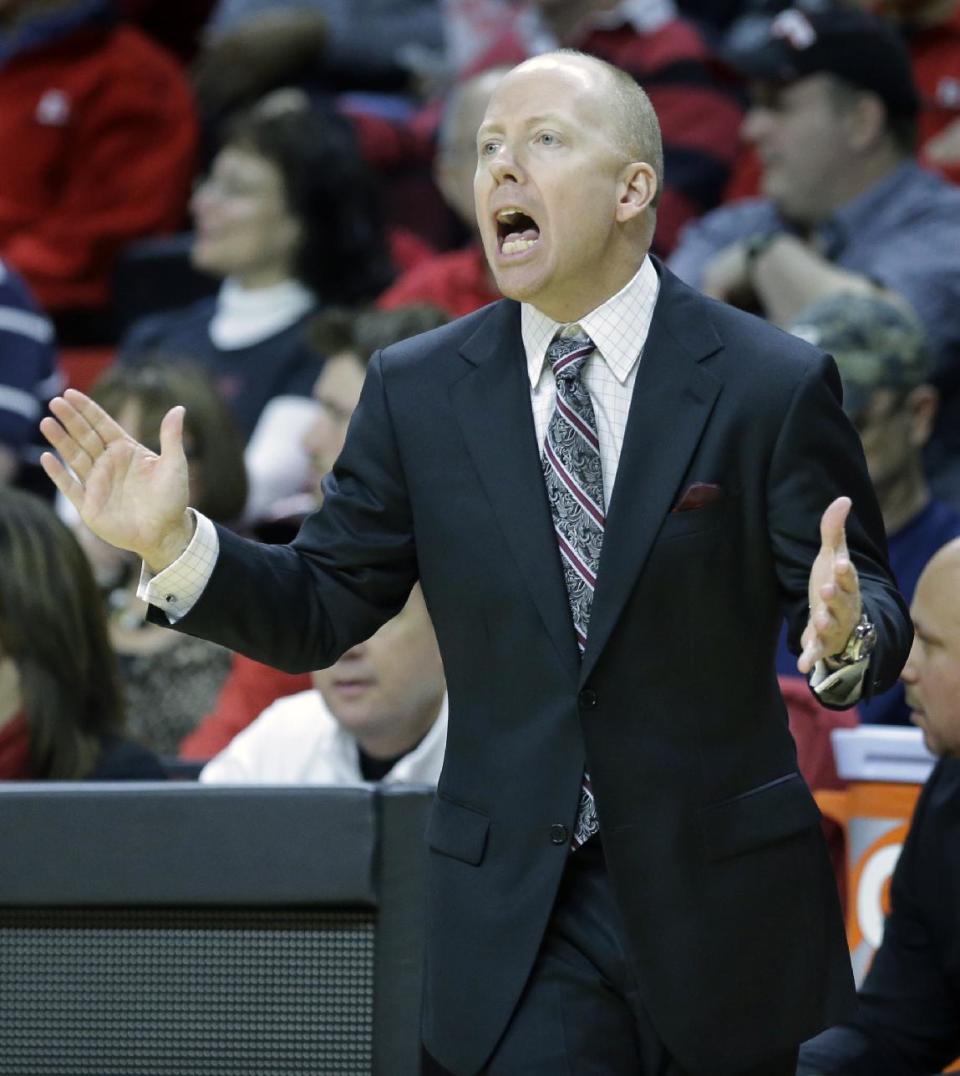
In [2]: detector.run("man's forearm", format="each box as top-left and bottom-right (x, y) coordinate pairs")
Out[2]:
(752, 235), (881, 327)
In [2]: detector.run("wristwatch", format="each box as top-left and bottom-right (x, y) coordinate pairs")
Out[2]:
(824, 611), (877, 670)
(743, 231), (779, 271)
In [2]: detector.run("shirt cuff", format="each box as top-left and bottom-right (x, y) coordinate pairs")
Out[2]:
(809, 656), (868, 707)
(137, 510), (219, 623)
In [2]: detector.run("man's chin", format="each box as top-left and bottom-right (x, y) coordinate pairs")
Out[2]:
(490, 264), (546, 305)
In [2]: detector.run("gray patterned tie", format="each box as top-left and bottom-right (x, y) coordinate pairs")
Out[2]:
(542, 327), (603, 849)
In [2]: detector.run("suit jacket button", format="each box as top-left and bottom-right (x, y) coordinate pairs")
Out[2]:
(550, 824), (569, 845)
(578, 689), (598, 710)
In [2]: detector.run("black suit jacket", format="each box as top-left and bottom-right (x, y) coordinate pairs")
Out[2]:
(798, 758), (960, 1075)
(169, 263), (911, 1074)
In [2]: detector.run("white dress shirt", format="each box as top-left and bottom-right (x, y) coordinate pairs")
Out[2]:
(523, 255), (659, 511)
(200, 690), (447, 785)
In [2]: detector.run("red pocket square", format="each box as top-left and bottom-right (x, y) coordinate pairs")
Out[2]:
(671, 482), (723, 513)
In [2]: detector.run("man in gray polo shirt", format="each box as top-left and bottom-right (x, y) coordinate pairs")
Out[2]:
(668, 6), (960, 501)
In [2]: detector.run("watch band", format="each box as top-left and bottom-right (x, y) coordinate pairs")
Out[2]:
(743, 231), (779, 270)
(824, 611), (877, 670)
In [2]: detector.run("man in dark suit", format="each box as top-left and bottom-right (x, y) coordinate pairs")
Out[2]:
(40, 51), (911, 1075)
(799, 537), (960, 1074)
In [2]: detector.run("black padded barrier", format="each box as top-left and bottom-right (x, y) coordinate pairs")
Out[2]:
(0, 782), (434, 1076)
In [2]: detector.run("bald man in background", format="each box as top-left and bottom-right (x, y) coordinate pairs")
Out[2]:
(800, 538), (960, 1075)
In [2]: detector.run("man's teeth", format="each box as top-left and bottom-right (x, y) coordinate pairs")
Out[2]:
(502, 237), (537, 254)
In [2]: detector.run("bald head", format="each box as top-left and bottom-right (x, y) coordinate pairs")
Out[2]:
(901, 536), (960, 757)
(920, 537), (960, 592)
(509, 50), (663, 207)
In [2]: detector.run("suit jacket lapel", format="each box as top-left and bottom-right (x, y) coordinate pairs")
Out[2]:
(581, 271), (723, 684)
(450, 302), (580, 674)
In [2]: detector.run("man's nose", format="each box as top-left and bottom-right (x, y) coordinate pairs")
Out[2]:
(488, 145), (524, 185)
(339, 642), (367, 662)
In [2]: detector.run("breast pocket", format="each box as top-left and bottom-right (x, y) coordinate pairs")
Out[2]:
(656, 496), (728, 542)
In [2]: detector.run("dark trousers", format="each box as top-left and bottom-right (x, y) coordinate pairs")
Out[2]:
(424, 837), (799, 1076)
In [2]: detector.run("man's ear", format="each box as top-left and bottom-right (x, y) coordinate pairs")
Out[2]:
(616, 162), (657, 223)
(907, 384), (939, 448)
(847, 92), (887, 153)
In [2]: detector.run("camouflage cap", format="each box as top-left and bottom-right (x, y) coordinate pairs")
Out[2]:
(788, 294), (931, 421)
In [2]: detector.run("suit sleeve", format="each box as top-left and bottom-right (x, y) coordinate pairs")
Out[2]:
(798, 765), (960, 1074)
(160, 350), (419, 672)
(765, 351), (911, 706)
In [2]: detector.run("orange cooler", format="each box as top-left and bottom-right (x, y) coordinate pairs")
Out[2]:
(815, 726), (935, 986)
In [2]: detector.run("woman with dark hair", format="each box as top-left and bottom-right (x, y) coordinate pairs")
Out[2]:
(71, 360), (247, 757)
(0, 488), (163, 780)
(118, 90), (395, 520)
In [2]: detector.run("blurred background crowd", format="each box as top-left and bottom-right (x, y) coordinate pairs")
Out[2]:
(2, 0), (960, 1067)
(0, 0), (959, 843)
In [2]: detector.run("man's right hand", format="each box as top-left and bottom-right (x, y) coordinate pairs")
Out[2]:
(40, 389), (195, 573)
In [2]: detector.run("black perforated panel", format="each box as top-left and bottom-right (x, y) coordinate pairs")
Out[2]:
(0, 907), (375, 1075)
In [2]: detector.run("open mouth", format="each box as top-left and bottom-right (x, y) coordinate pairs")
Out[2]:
(496, 208), (540, 256)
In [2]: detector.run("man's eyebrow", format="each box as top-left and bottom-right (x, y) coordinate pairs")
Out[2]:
(477, 113), (567, 138)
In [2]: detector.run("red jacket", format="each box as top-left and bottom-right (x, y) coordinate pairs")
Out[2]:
(0, 23), (197, 311)
(378, 242), (500, 318)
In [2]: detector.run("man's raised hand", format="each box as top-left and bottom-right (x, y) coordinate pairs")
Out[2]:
(797, 496), (862, 675)
(40, 389), (195, 572)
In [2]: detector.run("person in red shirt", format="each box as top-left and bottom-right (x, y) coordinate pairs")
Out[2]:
(378, 68), (506, 318)
(0, 0), (197, 340)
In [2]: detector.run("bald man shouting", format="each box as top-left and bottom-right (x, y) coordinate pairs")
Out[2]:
(41, 52), (910, 1075)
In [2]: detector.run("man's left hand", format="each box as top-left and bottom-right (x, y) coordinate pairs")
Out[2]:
(798, 496), (862, 675)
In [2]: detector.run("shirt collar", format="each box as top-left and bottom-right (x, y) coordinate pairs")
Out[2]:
(210, 277), (316, 350)
(521, 255), (660, 388)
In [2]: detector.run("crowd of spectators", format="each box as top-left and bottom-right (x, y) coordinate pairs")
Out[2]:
(2, 0), (960, 1065)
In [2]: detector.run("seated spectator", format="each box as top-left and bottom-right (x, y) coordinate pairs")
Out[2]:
(722, 0), (960, 198)
(777, 295), (960, 725)
(200, 585), (447, 784)
(0, 487), (163, 779)
(83, 360), (247, 756)
(797, 537), (960, 1075)
(667, 6), (960, 499)
(0, 0), (197, 343)
(194, 0), (443, 125)
(0, 258), (61, 488)
(378, 67), (506, 317)
(179, 302), (449, 760)
(119, 94), (395, 520)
